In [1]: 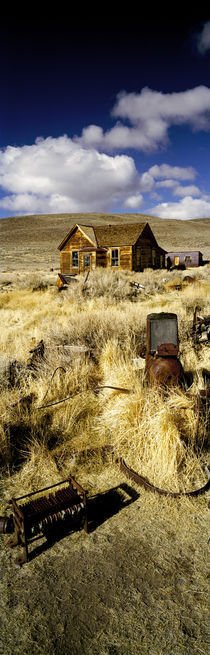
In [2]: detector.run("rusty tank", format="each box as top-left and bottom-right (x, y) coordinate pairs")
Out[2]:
(145, 312), (184, 387)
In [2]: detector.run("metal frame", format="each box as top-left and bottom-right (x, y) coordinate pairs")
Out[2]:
(8, 475), (88, 566)
(146, 312), (179, 357)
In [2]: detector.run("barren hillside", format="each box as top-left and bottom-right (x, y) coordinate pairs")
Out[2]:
(0, 212), (209, 271)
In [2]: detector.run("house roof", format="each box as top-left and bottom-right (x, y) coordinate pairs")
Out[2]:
(78, 225), (97, 246)
(58, 224), (97, 250)
(93, 223), (147, 247)
(166, 251), (203, 255)
(58, 222), (164, 250)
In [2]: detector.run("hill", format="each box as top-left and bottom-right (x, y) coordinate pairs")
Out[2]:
(0, 212), (209, 271)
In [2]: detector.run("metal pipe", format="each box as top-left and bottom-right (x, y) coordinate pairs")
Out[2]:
(0, 515), (14, 534)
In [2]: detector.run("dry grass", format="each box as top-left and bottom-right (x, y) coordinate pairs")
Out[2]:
(0, 265), (209, 655)
(0, 266), (209, 488)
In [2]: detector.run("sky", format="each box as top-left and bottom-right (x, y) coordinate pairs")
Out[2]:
(1, 11), (210, 220)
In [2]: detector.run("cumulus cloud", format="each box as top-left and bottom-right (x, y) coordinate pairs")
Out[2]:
(0, 135), (207, 218)
(78, 86), (210, 152)
(139, 171), (155, 192)
(197, 21), (210, 54)
(148, 196), (210, 220)
(156, 180), (177, 189)
(148, 164), (196, 181)
(172, 185), (201, 198)
(124, 194), (144, 209)
(0, 136), (140, 214)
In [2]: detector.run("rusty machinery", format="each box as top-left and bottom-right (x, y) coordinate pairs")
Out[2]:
(0, 475), (88, 566)
(1, 459), (210, 566)
(143, 312), (184, 387)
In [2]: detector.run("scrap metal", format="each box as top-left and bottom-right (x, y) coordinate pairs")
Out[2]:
(119, 458), (210, 497)
(145, 312), (184, 387)
(37, 384), (133, 410)
(0, 475), (88, 565)
(192, 307), (210, 346)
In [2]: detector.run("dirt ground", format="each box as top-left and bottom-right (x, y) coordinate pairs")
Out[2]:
(0, 465), (209, 655)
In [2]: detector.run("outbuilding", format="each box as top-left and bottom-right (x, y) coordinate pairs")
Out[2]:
(58, 223), (166, 274)
(166, 251), (203, 268)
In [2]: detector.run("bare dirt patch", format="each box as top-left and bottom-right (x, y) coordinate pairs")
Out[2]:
(0, 475), (209, 655)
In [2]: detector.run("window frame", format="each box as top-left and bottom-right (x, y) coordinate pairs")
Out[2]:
(84, 254), (90, 268)
(72, 250), (79, 268)
(111, 248), (119, 267)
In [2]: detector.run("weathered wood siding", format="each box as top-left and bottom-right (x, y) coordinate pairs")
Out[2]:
(133, 237), (153, 269)
(152, 249), (165, 269)
(96, 251), (107, 267)
(119, 246), (132, 271)
(60, 227), (94, 273)
(133, 235), (165, 270)
(60, 251), (71, 273)
(105, 246), (132, 270)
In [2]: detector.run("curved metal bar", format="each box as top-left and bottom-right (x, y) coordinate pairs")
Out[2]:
(41, 366), (66, 402)
(119, 458), (210, 497)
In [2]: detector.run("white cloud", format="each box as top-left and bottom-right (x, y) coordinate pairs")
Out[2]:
(156, 180), (177, 189)
(148, 196), (210, 220)
(197, 21), (210, 54)
(148, 164), (196, 181)
(0, 136), (140, 214)
(139, 171), (155, 192)
(0, 136), (208, 219)
(78, 86), (210, 152)
(173, 185), (201, 198)
(124, 194), (144, 209)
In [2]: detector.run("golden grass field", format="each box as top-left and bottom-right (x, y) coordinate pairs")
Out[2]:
(0, 214), (209, 655)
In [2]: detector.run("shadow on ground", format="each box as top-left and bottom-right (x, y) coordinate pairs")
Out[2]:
(15, 483), (139, 563)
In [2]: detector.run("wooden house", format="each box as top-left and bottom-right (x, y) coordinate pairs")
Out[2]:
(58, 223), (166, 275)
(166, 251), (203, 268)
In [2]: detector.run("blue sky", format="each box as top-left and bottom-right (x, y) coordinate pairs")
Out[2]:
(1, 11), (210, 219)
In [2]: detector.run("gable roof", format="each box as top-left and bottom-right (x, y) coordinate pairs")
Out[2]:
(58, 224), (96, 250)
(78, 225), (97, 246)
(93, 223), (147, 247)
(58, 222), (166, 252)
(58, 222), (155, 249)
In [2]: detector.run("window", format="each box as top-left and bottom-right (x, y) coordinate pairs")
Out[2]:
(111, 249), (119, 266)
(84, 255), (90, 267)
(184, 256), (191, 265)
(152, 249), (156, 266)
(72, 251), (78, 267)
